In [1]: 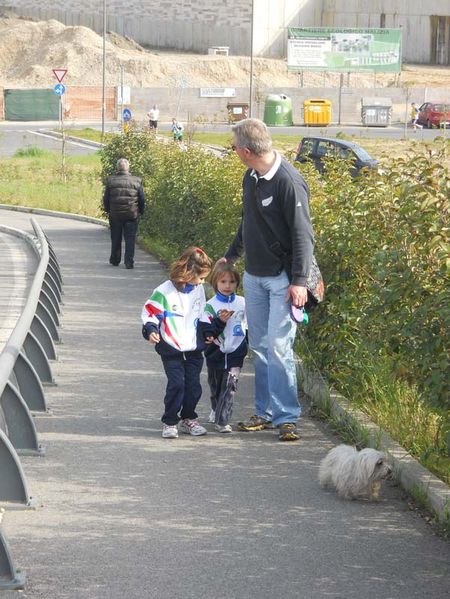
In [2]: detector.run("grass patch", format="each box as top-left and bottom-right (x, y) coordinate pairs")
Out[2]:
(14, 145), (53, 158)
(352, 358), (450, 484)
(0, 151), (104, 217)
(63, 128), (117, 143)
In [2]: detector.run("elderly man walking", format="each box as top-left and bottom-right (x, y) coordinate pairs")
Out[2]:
(223, 118), (315, 441)
(103, 158), (145, 269)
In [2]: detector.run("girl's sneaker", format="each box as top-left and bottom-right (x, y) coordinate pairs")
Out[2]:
(179, 419), (207, 436)
(162, 424), (178, 439)
(215, 424), (232, 433)
(208, 409), (216, 423)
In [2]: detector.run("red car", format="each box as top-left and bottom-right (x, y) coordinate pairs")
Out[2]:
(417, 102), (450, 129)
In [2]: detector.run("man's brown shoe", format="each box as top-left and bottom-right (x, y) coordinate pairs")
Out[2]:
(278, 423), (299, 441)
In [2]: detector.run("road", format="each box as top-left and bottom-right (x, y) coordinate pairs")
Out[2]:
(0, 121), (115, 157)
(0, 120), (447, 158)
(1, 208), (449, 599)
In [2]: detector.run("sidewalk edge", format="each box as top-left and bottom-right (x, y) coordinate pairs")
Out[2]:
(0, 204), (108, 227)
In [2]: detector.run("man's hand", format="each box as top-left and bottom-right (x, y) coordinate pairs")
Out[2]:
(215, 257), (228, 267)
(286, 284), (308, 307)
(148, 332), (160, 344)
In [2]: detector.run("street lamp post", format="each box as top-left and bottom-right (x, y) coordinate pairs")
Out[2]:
(249, 0), (254, 118)
(101, 0), (106, 138)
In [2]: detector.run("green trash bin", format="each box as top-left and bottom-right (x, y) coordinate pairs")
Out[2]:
(263, 94), (293, 126)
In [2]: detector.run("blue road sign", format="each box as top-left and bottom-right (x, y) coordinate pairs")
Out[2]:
(53, 83), (66, 96)
(123, 108), (132, 122)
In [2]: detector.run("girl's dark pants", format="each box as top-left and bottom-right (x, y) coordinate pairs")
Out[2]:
(207, 366), (240, 426)
(161, 351), (203, 425)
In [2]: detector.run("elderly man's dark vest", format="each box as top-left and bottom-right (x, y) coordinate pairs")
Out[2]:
(106, 172), (142, 220)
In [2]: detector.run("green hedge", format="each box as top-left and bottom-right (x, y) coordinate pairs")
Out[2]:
(101, 129), (449, 466)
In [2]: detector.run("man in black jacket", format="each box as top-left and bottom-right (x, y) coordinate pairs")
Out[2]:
(223, 118), (315, 441)
(103, 158), (145, 269)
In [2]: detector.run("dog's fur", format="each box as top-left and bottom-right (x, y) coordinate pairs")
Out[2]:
(318, 444), (391, 500)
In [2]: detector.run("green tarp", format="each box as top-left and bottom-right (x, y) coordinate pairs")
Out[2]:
(4, 89), (60, 121)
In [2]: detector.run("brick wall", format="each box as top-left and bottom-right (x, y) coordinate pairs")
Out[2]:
(65, 86), (116, 121)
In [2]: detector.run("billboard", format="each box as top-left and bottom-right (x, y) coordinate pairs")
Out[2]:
(287, 27), (402, 73)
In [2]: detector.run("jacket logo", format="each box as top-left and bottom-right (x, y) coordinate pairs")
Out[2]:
(261, 196), (273, 207)
(233, 324), (244, 336)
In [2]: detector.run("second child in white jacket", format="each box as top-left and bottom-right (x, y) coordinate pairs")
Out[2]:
(198, 263), (247, 433)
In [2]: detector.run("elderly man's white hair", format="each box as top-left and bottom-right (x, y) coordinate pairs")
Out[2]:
(116, 158), (130, 172)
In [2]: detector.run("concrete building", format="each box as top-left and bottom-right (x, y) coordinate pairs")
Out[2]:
(2, 0), (450, 64)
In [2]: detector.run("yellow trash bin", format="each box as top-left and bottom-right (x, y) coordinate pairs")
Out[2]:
(303, 99), (332, 126)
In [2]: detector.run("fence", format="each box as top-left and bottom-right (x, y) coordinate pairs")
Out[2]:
(0, 218), (63, 590)
(0, 87), (117, 122)
(1, 85), (449, 125)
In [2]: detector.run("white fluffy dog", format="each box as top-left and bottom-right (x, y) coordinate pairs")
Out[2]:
(318, 444), (391, 500)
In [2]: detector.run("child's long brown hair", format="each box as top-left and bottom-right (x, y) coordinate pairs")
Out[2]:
(169, 246), (212, 286)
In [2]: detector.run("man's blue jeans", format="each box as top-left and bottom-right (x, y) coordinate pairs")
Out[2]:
(243, 271), (300, 427)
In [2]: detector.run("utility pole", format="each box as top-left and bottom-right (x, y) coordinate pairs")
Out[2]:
(101, 0), (106, 139)
(120, 64), (124, 131)
(249, 0), (254, 118)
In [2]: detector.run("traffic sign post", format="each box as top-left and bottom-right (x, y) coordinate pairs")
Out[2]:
(52, 70), (68, 183)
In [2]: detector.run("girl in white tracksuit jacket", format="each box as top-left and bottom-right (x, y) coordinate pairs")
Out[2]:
(198, 263), (248, 433)
(141, 247), (231, 439)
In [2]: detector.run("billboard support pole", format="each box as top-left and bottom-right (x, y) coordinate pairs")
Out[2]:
(338, 73), (343, 125)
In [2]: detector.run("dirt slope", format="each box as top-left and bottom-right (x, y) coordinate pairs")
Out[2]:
(0, 14), (449, 89)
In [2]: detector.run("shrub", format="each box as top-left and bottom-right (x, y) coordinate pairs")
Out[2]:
(100, 127), (245, 260)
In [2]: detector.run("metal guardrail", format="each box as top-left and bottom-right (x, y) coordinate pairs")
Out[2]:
(0, 218), (63, 590)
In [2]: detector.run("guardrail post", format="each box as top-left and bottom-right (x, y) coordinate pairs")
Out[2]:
(0, 520), (26, 590)
(12, 353), (47, 412)
(0, 384), (43, 455)
(36, 301), (60, 343)
(47, 262), (62, 294)
(44, 271), (62, 304)
(39, 289), (60, 327)
(42, 280), (61, 315)
(0, 430), (32, 505)
(30, 315), (57, 361)
(23, 332), (54, 384)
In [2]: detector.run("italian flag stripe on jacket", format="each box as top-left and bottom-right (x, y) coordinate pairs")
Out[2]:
(141, 279), (206, 352)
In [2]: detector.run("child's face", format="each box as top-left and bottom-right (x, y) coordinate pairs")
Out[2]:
(187, 270), (210, 286)
(216, 272), (237, 296)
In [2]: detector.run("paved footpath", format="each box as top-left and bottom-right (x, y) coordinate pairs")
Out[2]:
(1, 208), (449, 599)
(0, 229), (37, 347)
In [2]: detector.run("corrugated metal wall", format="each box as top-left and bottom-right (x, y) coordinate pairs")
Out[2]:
(321, 0), (450, 64)
(2, 1), (450, 62)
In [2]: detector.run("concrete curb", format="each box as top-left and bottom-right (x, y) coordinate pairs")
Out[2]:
(298, 362), (450, 526)
(0, 204), (108, 227)
(38, 130), (104, 148)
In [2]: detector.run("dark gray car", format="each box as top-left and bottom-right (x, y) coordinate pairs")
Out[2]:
(295, 136), (379, 177)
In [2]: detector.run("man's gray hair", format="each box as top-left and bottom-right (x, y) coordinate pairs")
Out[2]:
(232, 118), (272, 156)
(116, 158), (130, 172)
